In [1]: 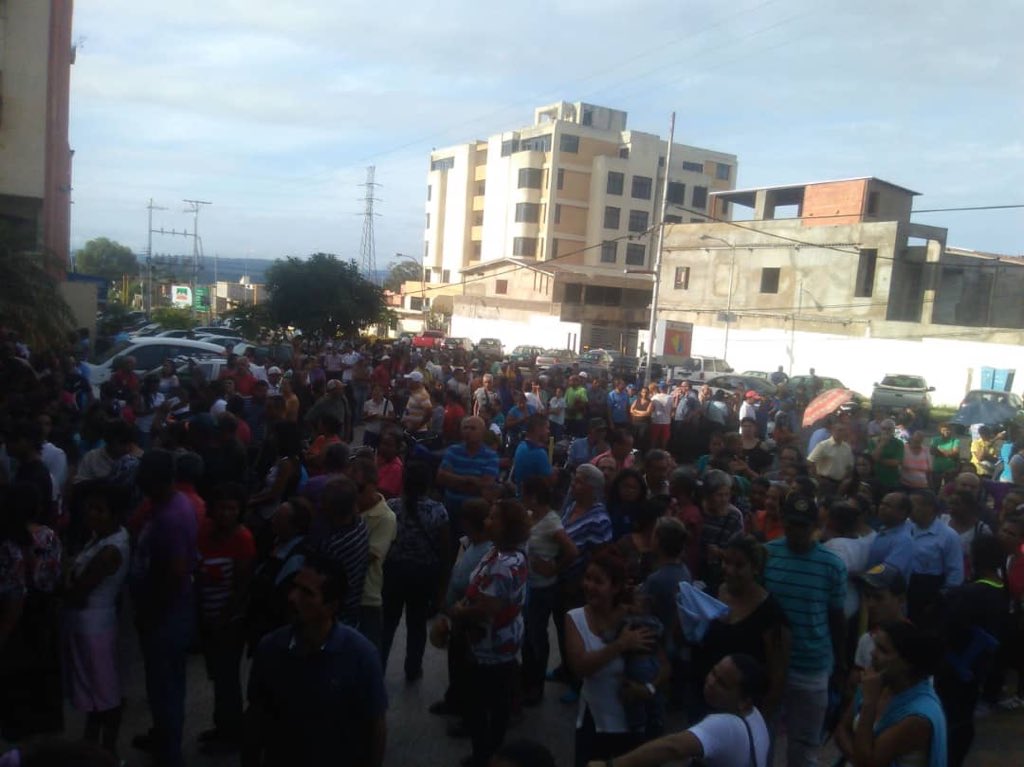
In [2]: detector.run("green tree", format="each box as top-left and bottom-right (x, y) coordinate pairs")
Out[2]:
(223, 303), (272, 340)
(150, 306), (196, 330)
(265, 253), (386, 340)
(0, 225), (75, 348)
(383, 259), (423, 293)
(75, 237), (138, 282)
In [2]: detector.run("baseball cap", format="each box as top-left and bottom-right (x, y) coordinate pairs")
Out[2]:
(782, 493), (817, 525)
(588, 417), (608, 431)
(267, 366), (282, 375)
(406, 371), (424, 383)
(745, 390), (760, 399)
(579, 371), (589, 379)
(380, 354), (391, 360)
(855, 564), (906, 595)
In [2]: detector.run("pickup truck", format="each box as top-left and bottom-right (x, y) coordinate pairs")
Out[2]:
(411, 330), (446, 349)
(871, 374), (934, 420)
(579, 349), (638, 383)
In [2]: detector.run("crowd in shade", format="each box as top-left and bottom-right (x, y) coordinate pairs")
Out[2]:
(2, 327), (1024, 767)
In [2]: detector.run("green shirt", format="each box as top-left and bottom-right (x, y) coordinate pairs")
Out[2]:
(565, 385), (589, 421)
(870, 437), (905, 487)
(930, 435), (960, 476)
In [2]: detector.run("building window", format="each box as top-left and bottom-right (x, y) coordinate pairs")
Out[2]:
(425, 213), (430, 229)
(551, 239), (559, 258)
(659, 156), (666, 167)
(501, 139), (519, 156)
(426, 185), (432, 201)
(518, 168), (543, 189)
(409, 297), (425, 311)
(424, 268), (432, 283)
(430, 156), (455, 171)
(582, 109), (593, 127)
(716, 163), (731, 181)
(600, 241), (617, 263)
(554, 204), (562, 224)
(564, 283), (583, 303)
(607, 171), (624, 196)
(692, 186), (708, 209)
(557, 168), (565, 190)
(619, 147), (630, 159)
(560, 134), (580, 153)
(472, 211), (484, 226)
(520, 134), (552, 152)
(674, 266), (690, 289)
(719, 201), (729, 217)
(515, 202), (540, 223)
(442, 269), (451, 283)
(628, 210), (649, 233)
(471, 242), (482, 261)
(475, 181), (486, 195)
(603, 206), (621, 229)
(682, 160), (704, 173)
(855, 249), (877, 297)
(424, 242), (429, 259)
(866, 191), (880, 216)
(513, 237), (538, 257)
(690, 217), (704, 223)
(664, 214), (683, 224)
(632, 176), (653, 200)
(625, 243), (646, 266)
(666, 182), (686, 205)
(760, 267), (780, 294)
(495, 279), (508, 295)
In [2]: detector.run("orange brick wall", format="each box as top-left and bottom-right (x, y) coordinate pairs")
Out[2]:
(801, 179), (867, 227)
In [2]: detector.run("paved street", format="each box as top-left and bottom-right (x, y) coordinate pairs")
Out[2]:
(13, 610), (1018, 767)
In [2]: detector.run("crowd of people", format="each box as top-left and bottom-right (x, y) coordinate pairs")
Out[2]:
(1, 329), (1023, 767)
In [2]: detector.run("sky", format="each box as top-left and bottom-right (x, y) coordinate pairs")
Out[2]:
(69, 0), (1024, 266)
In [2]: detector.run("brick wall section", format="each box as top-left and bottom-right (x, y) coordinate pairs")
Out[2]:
(801, 179), (867, 227)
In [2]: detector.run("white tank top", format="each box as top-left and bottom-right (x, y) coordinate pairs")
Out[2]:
(569, 607), (628, 733)
(68, 527), (130, 632)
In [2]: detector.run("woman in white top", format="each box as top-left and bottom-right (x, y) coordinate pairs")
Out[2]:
(62, 482), (131, 753)
(547, 387), (567, 441)
(362, 384), (395, 448)
(566, 547), (659, 767)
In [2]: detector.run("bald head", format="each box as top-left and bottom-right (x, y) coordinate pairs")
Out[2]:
(955, 472), (981, 495)
(461, 415), (486, 445)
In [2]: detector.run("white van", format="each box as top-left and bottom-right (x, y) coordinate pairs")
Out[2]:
(87, 338), (226, 388)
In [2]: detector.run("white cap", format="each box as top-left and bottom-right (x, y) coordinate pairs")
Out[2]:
(267, 366), (282, 375)
(406, 371), (424, 383)
(579, 371), (589, 379)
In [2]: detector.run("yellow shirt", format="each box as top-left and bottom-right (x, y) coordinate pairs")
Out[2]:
(361, 494), (397, 607)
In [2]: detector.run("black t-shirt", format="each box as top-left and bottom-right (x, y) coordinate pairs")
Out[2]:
(943, 580), (1010, 653)
(743, 442), (774, 474)
(15, 458), (54, 516)
(696, 593), (789, 680)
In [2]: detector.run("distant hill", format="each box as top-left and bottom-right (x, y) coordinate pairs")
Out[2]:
(145, 255), (385, 286)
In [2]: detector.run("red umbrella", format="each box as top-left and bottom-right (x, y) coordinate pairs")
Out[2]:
(802, 388), (855, 427)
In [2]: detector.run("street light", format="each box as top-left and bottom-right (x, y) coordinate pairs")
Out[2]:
(701, 234), (736, 361)
(789, 278), (824, 375)
(393, 252), (427, 330)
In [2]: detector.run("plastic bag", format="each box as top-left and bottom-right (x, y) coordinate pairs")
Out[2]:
(676, 580), (730, 644)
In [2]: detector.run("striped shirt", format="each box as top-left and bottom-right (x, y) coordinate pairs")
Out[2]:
(315, 518), (369, 626)
(440, 443), (500, 511)
(764, 538), (846, 674)
(560, 501), (613, 580)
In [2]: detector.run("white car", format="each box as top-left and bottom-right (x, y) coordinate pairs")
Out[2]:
(87, 338), (226, 388)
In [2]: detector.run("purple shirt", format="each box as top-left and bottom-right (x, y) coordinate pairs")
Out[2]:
(131, 491), (199, 614)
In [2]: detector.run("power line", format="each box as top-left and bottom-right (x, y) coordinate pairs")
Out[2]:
(358, 167), (381, 285)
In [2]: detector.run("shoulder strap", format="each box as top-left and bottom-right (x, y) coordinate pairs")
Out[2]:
(737, 713), (757, 767)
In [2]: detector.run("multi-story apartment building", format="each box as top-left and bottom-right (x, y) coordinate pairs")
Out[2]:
(424, 101), (737, 285)
(0, 0), (74, 266)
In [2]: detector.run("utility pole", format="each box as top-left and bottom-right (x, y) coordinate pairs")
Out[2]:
(183, 199), (212, 316)
(359, 167), (381, 284)
(642, 112), (676, 388)
(145, 198), (168, 314)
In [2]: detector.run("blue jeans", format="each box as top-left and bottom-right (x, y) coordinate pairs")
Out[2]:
(139, 602), (196, 767)
(522, 583), (558, 695)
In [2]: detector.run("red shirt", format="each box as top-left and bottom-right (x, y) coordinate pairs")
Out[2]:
(376, 455), (404, 499)
(234, 418), (252, 446)
(197, 519), (256, 620)
(371, 364), (392, 392)
(443, 402), (466, 443)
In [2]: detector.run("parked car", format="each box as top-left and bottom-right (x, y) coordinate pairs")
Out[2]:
(443, 336), (473, 353)
(231, 342), (294, 366)
(475, 338), (504, 360)
(705, 374), (778, 399)
(129, 323), (163, 338)
(786, 374), (847, 395)
(508, 345), (544, 368)
(87, 338), (226, 388)
(671, 356), (734, 382)
(397, 332), (416, 346)
(535, 349), (579, 371)
(154, 329), (200, 339)
(192, 326), (242, 338)
(950, 390), (1024, 428)
(412, 330), (446, 349)
(871, 374), (934, 420)
(741, 370), (771, 380)
(145, 356), (232, 386)
(197, 335), (244, 352)
(579, 349), (639, 382)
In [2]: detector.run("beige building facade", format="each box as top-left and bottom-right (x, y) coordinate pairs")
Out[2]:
(0, 0), (74, 265)
(425, 101), (737, 285)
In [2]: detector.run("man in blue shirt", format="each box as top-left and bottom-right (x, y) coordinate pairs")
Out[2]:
(867, 491), (915, 579)
(242, 557), (387, 767)
(437, 416), (500, 520)
(764, 494), (847, 767)
(511, 414), (555, 496)
(607, 378), (631, 430)
(567, 418), (608, 470)
(907, 489), (965, 629)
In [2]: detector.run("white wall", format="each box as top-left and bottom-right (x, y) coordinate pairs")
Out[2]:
(677, 323), (1023, 405)
(450, 314), (582, 352)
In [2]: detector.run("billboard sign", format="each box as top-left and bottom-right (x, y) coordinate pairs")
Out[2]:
(171, 285), (193, 307)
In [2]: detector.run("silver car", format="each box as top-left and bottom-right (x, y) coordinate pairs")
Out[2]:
(871, 374), (934, 418)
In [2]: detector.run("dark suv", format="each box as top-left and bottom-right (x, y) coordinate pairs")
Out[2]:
(475, 338), (504, 360)
(579, 349), (638, 382)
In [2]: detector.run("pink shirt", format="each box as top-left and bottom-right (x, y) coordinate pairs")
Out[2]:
(376, 456), (404, 499)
